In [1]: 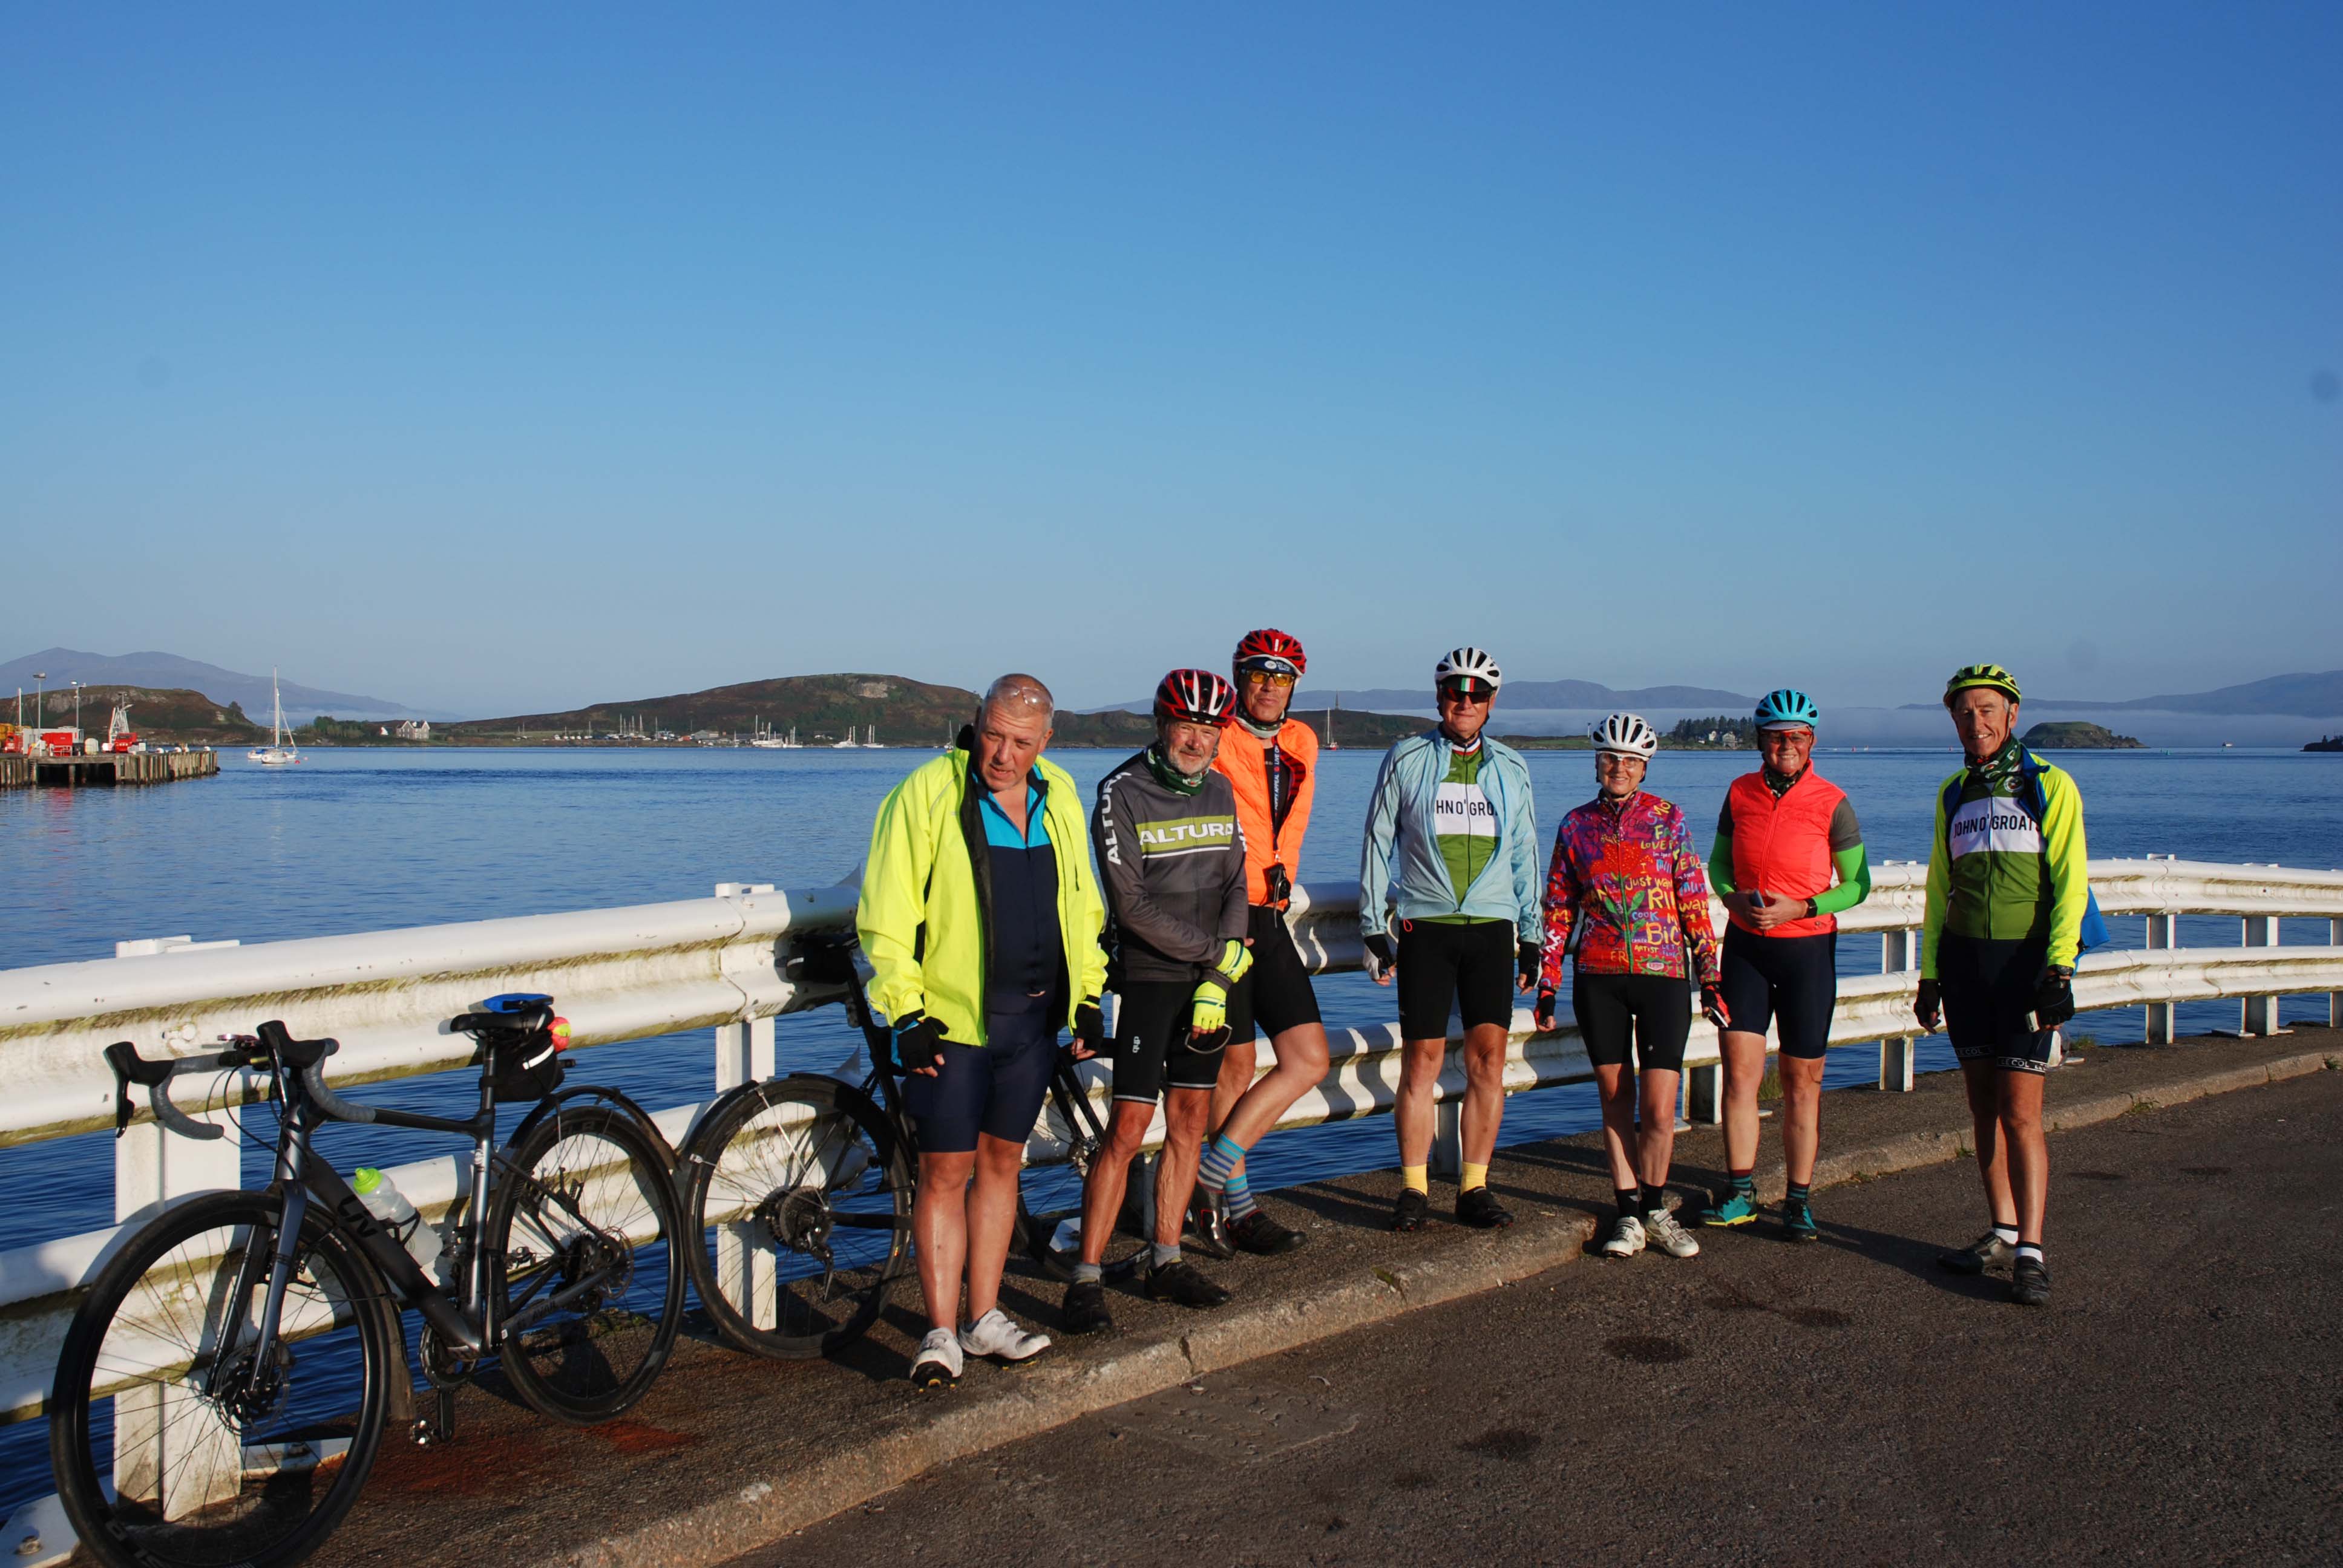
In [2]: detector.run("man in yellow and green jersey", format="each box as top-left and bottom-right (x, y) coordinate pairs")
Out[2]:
(1915, 663), (2088, 1309)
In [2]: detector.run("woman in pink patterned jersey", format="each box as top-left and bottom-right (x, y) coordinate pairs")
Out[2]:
(1534, 713), (1727, 1262)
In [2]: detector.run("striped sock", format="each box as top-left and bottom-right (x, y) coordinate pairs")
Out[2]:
(1786, 1182), (1810, 1206)
(1196, 1133), (1248, 1197)
(1224, 1169), (1259, 1223)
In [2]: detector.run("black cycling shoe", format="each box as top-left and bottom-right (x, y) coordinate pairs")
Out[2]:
(1184, 1196), (1235, 1260)
(1227, 1209), (1307, 1255)
(1061, 1279), (1114, 1336)
(2010, 1255), (2052, 1307)
(1938, 1231), (2015, 1275)
(1145, 1259), (1233, 1310)
(1391, 1189), (1430, 1233)
(1456, 1186), (1515, 1230)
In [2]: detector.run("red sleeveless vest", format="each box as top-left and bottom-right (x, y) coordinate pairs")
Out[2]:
(1726, 768), (1846, 939)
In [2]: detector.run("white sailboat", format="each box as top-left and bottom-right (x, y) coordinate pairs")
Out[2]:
(247, 669), (301, 766)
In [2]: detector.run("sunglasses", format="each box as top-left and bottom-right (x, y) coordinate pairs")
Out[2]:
(1241, 670), (1297, 688)
(1438, 682), (1493, 704)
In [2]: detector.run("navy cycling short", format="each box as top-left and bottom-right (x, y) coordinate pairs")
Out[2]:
(1938, 932), (2056, 1075)
(900, 1007), (1058, 1155)
(1109, 981), (1226, 1105)
(1719, 926), (1838, 1060)
(1225, 905), (1322, 1045)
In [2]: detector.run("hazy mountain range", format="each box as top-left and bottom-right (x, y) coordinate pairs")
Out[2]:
(0, 649), (430, 723)
(1912, 670), (2343, 718)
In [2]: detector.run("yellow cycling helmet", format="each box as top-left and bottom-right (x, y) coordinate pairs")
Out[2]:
(1943, 662), (2022, 707)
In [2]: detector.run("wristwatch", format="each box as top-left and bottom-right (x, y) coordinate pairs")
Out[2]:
(1804, 897), (1819, 920)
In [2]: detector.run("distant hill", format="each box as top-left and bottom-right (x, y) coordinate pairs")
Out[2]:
(0, 648), (429, 722)
(8, 685), (264, 744)
(1294, 679), (1754, 713)
(1903, 670), (2343, 718)
(456, 673), (1430, 750)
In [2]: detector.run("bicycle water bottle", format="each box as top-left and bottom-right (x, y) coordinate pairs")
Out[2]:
(353, 1166), (443, 1284)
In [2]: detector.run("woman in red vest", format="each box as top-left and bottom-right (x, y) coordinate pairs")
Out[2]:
(1703, 689), (1871, 1242)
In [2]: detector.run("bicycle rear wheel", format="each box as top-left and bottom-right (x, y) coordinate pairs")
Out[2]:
(49, 1189), (395, 1568)
(488, 1102), (686, 1423)
(679, 1076), (912, 1359)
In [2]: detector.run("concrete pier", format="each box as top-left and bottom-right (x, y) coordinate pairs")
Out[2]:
(0, 750), (218, 789)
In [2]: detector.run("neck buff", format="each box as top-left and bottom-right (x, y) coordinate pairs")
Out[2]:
(1146, 743), (1207, 796)
(1762, 764), (1806, 797)
(1234, 708), (1284, 741)
(1441, 728), (1484, 754)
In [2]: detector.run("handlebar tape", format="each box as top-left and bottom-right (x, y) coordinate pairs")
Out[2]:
(301, 1060), (376, 1124)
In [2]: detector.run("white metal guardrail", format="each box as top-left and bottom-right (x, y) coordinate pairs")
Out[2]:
(2, 858), (2340, 1436)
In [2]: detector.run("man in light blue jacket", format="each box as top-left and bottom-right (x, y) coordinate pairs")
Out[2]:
(1359, 646), (1541, 1234)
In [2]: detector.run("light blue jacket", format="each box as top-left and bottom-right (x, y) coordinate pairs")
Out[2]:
(1359, 731), (1541, 938)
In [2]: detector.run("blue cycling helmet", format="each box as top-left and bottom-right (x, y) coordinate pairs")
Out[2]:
(1754, 688), (1821, 730)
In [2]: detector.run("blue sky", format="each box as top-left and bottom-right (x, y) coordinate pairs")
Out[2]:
(4, 4), (2336, 716)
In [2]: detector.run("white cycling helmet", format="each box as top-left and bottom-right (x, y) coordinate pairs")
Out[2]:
(1435, 646), (1502, 692)
(1590, 711), (1658, 758)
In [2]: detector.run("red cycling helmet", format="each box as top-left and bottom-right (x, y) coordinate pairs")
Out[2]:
(1233, 628), (1307, 678)
(1155, 668), (1237, 725)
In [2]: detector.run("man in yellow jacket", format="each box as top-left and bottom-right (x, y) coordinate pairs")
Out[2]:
(858, 673), (1107, 1388)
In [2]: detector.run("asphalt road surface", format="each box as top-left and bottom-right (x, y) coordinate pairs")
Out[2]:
(738, 1070), (2343, 1566)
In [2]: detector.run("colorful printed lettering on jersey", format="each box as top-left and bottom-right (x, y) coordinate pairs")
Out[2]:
(1538, 791), (1720, 987)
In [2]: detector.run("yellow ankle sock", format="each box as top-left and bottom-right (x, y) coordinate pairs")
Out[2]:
(1401, 1164), (1429, 1195)
(1461, 1161), (1490, 1193)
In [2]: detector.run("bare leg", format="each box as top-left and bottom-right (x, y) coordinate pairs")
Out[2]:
(1458, 1022), (1509, 1165)
(960, 1131), (1027, 1322)
(1214, 1021), (1331, 1153)
(1778, 1055), (1826, 1187)
(1594, 1063), (1640, 1191)
(1960, 1059), (2018, 1228)
(914, 1149), (977, 1331)
(1154, 1088), (1214, 1246)
(1998, 1070), (2050, 1242)
(1717, 1030), (1768, 1173)
(1636, 1069), (1680, 1188)
(1077, 1102), (1155, 1267)
(1394, 1037), (1448, 1169)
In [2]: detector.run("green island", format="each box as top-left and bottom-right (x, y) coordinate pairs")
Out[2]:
(2022, 720), (2145, 750)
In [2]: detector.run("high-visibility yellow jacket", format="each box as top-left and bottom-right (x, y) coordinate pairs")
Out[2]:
(856, 748), (1107, 1045)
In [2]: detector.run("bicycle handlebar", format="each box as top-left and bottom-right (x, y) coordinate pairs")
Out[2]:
(105, 1024), (350, 1140)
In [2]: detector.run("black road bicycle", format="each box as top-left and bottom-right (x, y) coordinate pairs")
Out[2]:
(676, 930), (1145, 1361)
(48, 996), (686, 1568)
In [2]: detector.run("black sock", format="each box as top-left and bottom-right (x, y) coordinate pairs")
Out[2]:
(1641, 1183), (1668, 1216)
(1615, 1189), (1641, 1224)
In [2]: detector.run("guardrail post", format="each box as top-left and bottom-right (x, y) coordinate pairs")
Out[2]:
(1686, 1060), (1723, 1123)
(2333, 918), (2341, 1029)
(1429, 1098), (1463, 1180)
(2144, 913), (2177, 1044)
(113, 1021), (244, 1523)
(2241, 915), (2281, 1036)
(712, 884), (779, 1328)
(1879, 929), (1917, 1091)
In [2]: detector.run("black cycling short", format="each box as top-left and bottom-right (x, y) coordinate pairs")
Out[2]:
(900, 1007), (1058, 1155)
(1226, 904), (1322, 1044)
(1397, 918), (1516, 1040)
(1938, 932), (2056, 1076)
(1573, 969), (1692, 1073)
(1719, 926), (1838, 1060)
(1109, 980), (1227, 1105)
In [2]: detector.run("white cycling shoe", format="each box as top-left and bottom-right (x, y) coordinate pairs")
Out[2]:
(911, 1327), (965, 1388)
(960, 1308), (1052, 1364)
(1601, 1215), (1647, 1259)
(1643, 1209), (1702, 1259)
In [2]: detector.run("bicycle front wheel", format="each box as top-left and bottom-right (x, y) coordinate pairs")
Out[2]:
(48, 1188), (395, 1568)
(679, 1076), (912, 1359)
(488, 1101), (686, 1424)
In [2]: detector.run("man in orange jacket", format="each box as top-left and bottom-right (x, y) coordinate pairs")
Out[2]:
(1189, 629), (1331, 1256)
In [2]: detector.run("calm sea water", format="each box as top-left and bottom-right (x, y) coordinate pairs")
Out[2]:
(4, 743), (2339, 1507)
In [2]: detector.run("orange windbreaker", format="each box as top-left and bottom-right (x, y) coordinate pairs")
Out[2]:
(1213, 716), (1319, 907)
